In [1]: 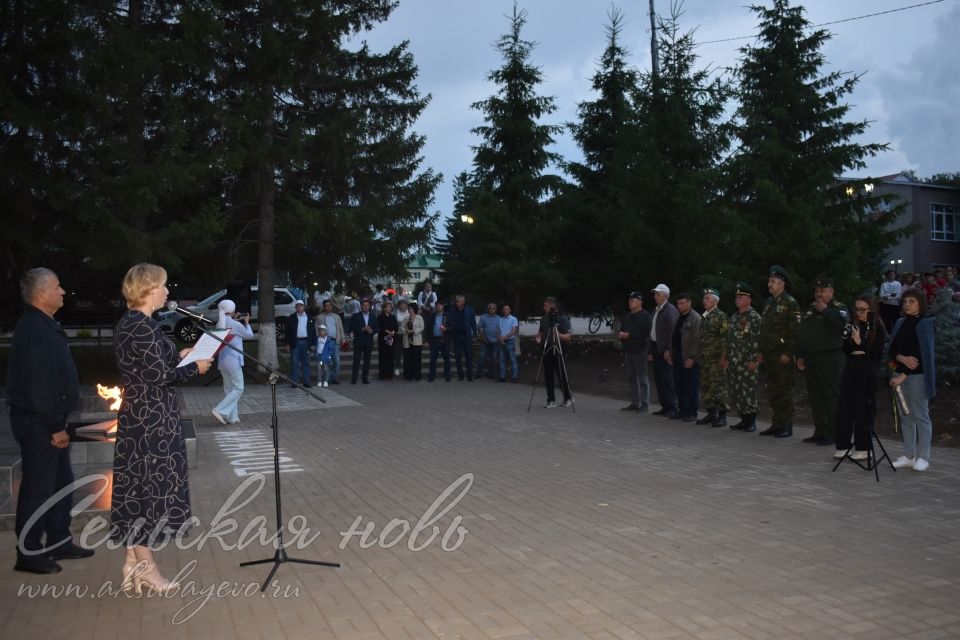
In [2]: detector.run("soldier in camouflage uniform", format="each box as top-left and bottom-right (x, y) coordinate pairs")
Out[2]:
(725, 282), (762, 432)
(696, 288), (730, 427)
(758, 265), (800, 438)
(796, 276), (848, 446)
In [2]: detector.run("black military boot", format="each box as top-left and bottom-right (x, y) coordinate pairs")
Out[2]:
(773, 424), (793, 438)
(696, 408), (717, 425)
(758, 422), (778, 436)
(741, 414), (757, 432)
(730, 415), (747, 430)
(711, 410), (727, 428)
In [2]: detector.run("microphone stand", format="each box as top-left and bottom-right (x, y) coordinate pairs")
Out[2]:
(171, 306), (339, 590)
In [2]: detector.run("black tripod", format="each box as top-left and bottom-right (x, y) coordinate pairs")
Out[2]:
(832, 318), (895, 482)
(171, 307), (339, 590)
(527, 321), (574, 413)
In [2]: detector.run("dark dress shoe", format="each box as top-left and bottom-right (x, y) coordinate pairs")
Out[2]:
(773, 426), (793, 438)
(330, 380), (340, 385)
(695, 413), (716, 425)
(15, 555), (62, 574)
(802, 435), (820, 443)
(758, 425), (778, 436)
(815, 436), (834, 446)
(48, 542), (95, 561)
(665, 411), (681, 420)
(651, 408), (668, 416)
(621, 404), (640, 412)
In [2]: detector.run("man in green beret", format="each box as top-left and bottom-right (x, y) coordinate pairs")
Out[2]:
(696, 288), (730, 427)
(725, 282), (763, 432)
(795, 277), (849, 446)
(758, 266), (800, 438)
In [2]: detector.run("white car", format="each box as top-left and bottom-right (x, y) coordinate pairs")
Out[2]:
(158, 286), (299, 343)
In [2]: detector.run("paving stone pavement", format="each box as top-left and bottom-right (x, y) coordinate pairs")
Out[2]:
(1, 378), (959, 640)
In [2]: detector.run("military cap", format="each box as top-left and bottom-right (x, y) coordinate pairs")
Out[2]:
(814, 275), (834, 288)
(734, 282), (756, 298)
(702, 288), (720, 298)
(768, 265), (791, 283)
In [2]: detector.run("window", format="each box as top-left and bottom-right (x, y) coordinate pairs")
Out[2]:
(275, 291), (293, 305)
(412, 272), (421, 280)
(931, 203), (959, 241)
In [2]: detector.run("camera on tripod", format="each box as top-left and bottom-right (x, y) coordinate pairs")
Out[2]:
(548, 307), (560, 327)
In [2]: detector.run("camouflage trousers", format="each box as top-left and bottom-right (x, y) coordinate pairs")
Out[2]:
(700, 358), (728, 411)
(727, 358), (759, 416)
(761, 352), (795, 426)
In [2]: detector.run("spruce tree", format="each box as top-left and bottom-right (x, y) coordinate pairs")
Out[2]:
(558, 8), (641, 312)
(444, 4), (564, 314)
(725, 0), (904, 296)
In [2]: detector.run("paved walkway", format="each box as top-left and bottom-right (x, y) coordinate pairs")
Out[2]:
(1, 379), (958, 640)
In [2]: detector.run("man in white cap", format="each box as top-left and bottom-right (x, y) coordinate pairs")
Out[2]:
(648, 284), (679, 418)
(285, 300), (316, 387)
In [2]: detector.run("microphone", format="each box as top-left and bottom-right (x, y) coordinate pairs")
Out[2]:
(167, 302), (215, 325)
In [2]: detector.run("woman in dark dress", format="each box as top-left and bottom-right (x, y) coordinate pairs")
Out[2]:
(112, 263), (212, 593)
(377, 300), (398, 379)
(834, 294), (887, 460)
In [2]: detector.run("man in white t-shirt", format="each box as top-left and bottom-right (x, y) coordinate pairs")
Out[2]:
(878, 269), (902, 332)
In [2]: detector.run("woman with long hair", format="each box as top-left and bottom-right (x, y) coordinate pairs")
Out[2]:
(834, 294), (887, 460)
(887, 289), (936, 472)
(112, 263), (212, 593)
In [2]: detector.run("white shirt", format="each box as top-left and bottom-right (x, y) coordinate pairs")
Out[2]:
(880, 280), (902, 305)
(296, 313), (308, 338)
(651, 303), (665, 342)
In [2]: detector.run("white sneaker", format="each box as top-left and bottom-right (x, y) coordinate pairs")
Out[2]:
(210, 409), (227, 425)
(892, 455), (915, 469)
(833, 448), (849, 459)
(560, 398), (575, 408)
(913, 458), (930, 472)
(322, 381), (329, 388)
(851, 450), (869, 461)
(544, 401), (558, 409)
(317, 382), (324, 387)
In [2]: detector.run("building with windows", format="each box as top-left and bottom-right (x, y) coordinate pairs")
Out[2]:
(396, 254), (443, 296)
(858, 172), (960, 273)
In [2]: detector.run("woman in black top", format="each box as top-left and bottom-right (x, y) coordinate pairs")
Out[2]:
(377, 300), (398, 379)
(834, 294), (887, 459)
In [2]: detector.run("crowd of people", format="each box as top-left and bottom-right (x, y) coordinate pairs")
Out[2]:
(614, 265), (944, 473)
(283, 283), (522, 387)
(877, 265), (958, 330)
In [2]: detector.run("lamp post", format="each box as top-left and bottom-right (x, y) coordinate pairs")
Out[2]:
(460, 214), (474, 225)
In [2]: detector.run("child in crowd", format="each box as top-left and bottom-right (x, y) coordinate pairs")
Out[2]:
(316, 324), (336, 387)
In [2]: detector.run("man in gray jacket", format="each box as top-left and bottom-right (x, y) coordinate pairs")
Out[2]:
(670, 292), (703, 422)
(648, 284), (680, 418)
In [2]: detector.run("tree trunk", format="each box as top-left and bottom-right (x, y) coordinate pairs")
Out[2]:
(256, 96), (278, 370)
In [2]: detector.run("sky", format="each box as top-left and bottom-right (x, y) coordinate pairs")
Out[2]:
(358, 0), (960, 225)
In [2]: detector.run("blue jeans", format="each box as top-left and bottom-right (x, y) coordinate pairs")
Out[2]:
(900, 373), (932, 460)
(328, 343), (341, 382)
(499, 340), (519, 380)
(476, 341), (499, 378)
(291, 339), (311, 385)
(214, 361), (244, 422)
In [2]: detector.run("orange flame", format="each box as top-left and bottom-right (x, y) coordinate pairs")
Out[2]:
(97, 384), (122, 411)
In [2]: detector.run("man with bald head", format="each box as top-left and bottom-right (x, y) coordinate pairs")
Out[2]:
(7, 268), (92, 574)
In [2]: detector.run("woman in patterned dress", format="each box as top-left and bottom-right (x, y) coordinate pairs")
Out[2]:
(112, 263), (212, 593)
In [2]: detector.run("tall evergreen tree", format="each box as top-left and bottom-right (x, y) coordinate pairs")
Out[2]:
(211, 0), (439, 365)
(724, 0), (904, 296)
(444, 4), (564, 314)
(557, 8), (641, 312)
(627, 6), (733, 293)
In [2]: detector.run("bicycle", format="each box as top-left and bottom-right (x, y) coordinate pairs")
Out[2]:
(587, 308), (614, 334)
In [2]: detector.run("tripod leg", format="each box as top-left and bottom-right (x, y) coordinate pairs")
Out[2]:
(527, 353), (546, 412)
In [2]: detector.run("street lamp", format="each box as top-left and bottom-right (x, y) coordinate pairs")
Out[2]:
(460, 214), (474, 224)
(844, 185), (856, 198)
(864, 183), (874, 194)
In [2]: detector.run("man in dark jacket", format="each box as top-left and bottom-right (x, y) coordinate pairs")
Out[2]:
(648, 284), (680, 418)
(349, 298), (379, 384)
(7, 268), (92, 574)
(618, 291), (653, 413)
(285, 300), (317, 387)
(447, 295), (477, 381)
